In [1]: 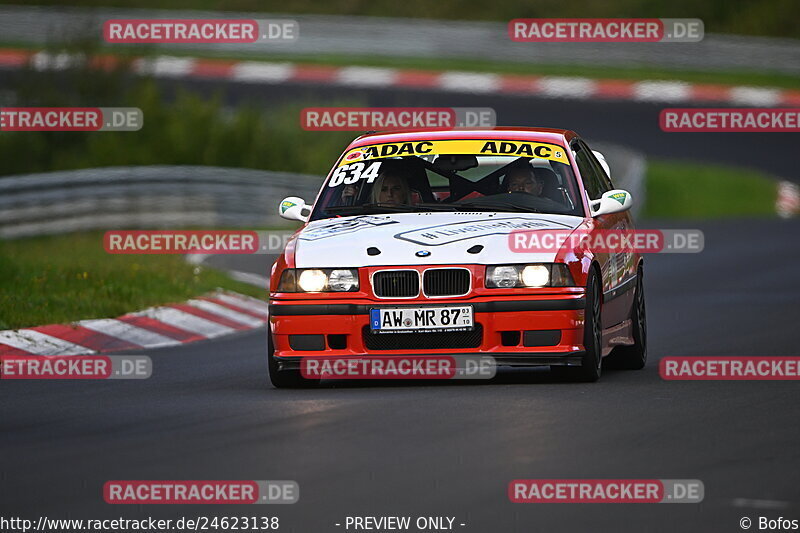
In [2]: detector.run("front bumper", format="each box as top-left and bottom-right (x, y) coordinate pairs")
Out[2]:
(274, 353), (586, 371)
(269, 294), (586, 367)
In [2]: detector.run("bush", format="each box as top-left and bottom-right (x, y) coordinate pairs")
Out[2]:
(0, 41), (357, 176)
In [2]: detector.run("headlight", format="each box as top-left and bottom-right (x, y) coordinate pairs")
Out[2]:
(277, 268), (359, 292)
(520, 265), (550, 287)
(487, 265), (519, 288)
(328, 269), (358, 292)
(485, 264), (574, 288)
(298, 269), (328, 292)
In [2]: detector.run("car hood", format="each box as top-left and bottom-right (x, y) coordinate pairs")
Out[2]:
(293, 212), (584, 267)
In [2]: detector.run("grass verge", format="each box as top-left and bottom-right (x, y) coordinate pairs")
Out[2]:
(0, 232), (266, 330)
(173, 51), (800, 91)
(2, 42), (797, 90)
(0, 79), (357, 177)
(643, 159), (777, 218)
(0, 161), (779, 329)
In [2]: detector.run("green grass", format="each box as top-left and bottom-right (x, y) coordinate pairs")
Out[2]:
(0, 232), (267, 330)
(0, 160), (779, 329)
(0, 78), (357, 177)
(288, 54), (798, 90)
(161, 51), (800, 91)
(643, 159), (778, 218)
(2, 42), (797, 90)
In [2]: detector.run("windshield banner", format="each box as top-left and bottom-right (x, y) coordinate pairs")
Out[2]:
(338, 139), (570, 167)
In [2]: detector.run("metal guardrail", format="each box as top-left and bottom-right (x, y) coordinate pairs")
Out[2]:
(0, 144), (645, 239)
(0, 5), (798, 75)
(0, 166), (321, 238)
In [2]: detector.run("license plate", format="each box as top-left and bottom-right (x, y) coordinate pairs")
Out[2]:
(370, 306), (473, 334)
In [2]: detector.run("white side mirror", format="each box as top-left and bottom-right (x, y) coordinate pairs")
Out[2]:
(590, 189), (632, 217)
(279, 196), (311, 222)
(592, 150), (611, 179)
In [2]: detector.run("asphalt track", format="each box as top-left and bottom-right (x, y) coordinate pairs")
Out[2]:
(2, 79), (800, 532)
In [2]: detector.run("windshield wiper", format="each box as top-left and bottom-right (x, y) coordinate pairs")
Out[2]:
(325, 202), (456, 214)
(325, 203), (417, 214)
(455, 201), (541, 213)
(413, 202), (459, 211)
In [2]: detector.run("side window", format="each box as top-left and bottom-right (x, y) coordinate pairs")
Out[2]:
(584, 142), (614, 191)
(572, 141), (605, 200)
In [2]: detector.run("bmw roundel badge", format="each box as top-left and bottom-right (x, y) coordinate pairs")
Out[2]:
(415, 250), (431, 257)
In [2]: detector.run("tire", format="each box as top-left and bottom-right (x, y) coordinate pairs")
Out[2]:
(267, 331), (319, 389)
(551, 268), (603, 382)
(609, 267), (647, 370)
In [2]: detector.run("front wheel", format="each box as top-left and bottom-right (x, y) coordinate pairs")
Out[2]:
(609, 268), (647, 370)
(268, 331), (319, 388)
(551, 269), (602, 382)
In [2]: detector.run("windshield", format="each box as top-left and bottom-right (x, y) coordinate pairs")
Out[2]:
(310, 138), (583, 221)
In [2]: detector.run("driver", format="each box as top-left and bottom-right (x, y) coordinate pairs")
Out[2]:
(504, 163), (544, 196)
(371, 169), (412, 204)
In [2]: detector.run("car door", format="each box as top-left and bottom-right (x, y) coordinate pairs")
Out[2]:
(571, 139), (632, 329)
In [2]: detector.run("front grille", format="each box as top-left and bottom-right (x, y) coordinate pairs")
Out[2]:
(423, 268), (470, 297)
(373, 270), (419, 298)
(363, 324), (483, 350)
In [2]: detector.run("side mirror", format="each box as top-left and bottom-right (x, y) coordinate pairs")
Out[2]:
(590, 189), (632, 217)
(279, 197), (311, 222)
(592, 150), (611, 179)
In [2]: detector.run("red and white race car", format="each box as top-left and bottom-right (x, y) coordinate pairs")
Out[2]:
(268, 128), (646, 387)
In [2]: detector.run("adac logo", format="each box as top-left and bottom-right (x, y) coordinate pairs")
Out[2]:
(415, 250), (431, 257)
(609, 192), (627, 205)
(280, 200), (297, 213)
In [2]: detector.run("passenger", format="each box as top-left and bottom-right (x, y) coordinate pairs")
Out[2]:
(504, 163), (544, 196)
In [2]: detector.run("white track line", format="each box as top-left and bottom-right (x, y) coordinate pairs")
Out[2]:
(729, 86), (782, 106)
(133, 56), (196, 77)
(11, 50), (797, 106)
(438, 71), (501, 93)
(226, 270), (270, 289)
(231, 61), (294, 83)
(78, 318), (180, 349)
(537, 77), (597, 98)
(214, 291), (269, 315)
(633, 80), (691, 102)
(731, 498), (791, 510)
(186, 299), (265, 328)
(133, 307), (235, 339)
(0, 330), (95, 356)
(337, 66), (398, 87)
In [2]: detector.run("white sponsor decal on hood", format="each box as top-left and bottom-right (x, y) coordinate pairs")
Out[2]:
(298, 215), (398, 241)
(294, 212), (584, 268)
(395, 217), (573, 246)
